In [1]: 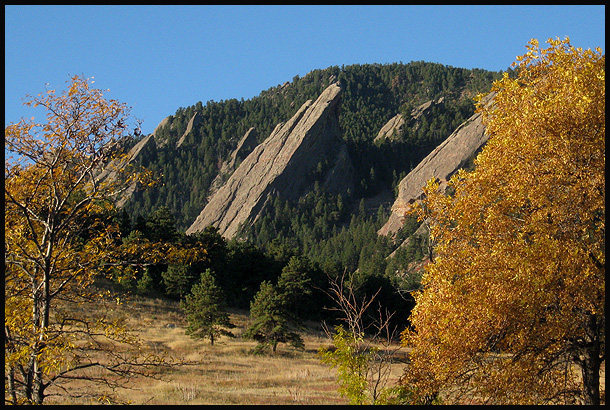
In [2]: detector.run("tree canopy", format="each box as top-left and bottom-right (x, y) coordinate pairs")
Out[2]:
(181, 269), (234, 345)
(4, 75), (161, 404)
(401, 38), (605, 405)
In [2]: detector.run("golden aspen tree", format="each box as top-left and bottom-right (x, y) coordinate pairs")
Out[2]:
(401, 38), (604, 405)
(4, 76), (161, 404)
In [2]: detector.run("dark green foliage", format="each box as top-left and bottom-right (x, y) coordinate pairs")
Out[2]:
(276, 255), (330, 322)
(221, 240), (282, 309)
(181, 269), (235, 345)
(112, 205), (287, 309)
(136, 269), (156, 296)
(162, 264), (197, 300)
(393, 214), (422, 248)
(244, 255), (327, 353)
(116, 61), (503, 331)
(122, 62), (501, 231)
(244, 281), (304, 354)
(144, 206), (179, 242)
(348, 269), (414, 335)
(277, 256), (312, 312)
(181, 226), (229, 283)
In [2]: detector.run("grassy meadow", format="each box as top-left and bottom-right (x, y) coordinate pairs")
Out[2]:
(46, 293), (406, 405)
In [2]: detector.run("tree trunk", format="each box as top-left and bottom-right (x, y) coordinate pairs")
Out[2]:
(7, 365), (17, 404)
(579, 313), (601, 405)
(210, 332), (214, 346)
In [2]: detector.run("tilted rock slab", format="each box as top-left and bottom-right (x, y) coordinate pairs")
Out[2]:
(227, 126), (258, 169)
(374, 113), (405, 142)
(373, 97), (446, 143)
(378, 93), (495, 237)
(95, 133), (157, 207)
(207, 127), (260, 200)
(187, 83), (351, 238)
(176, 111), (201, 148)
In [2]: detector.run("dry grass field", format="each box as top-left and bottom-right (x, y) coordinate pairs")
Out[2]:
(46, 293), (405, 405)
(42, 291), (604, 405)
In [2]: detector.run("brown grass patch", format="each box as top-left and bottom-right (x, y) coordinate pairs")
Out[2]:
(44, 294), (360, 404)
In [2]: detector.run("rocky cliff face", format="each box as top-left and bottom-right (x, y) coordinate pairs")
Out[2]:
(207, 127), (260, 199)
(95, 133), (157, 207)
(373, 97), (445, 143)
(374, 113), (405, 143)
(227, 127), (259, 170)
(186, 82), (353, 238)
(176, 112), (202, 148)
(378, 93), (495, 237)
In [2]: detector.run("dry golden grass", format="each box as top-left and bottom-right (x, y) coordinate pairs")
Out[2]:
(45, 293), (405, 405)
(43, 292), (603, 405)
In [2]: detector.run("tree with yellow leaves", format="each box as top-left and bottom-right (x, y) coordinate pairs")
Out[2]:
(4, 76), (162, 404)
(401, 38), (604, 405)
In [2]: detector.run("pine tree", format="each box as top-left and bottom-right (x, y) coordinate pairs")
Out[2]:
(162, 264), (197, 299)
(244, 281), (304, 354)
(276, 256), (313, 320)
(181, 269), (234, 346)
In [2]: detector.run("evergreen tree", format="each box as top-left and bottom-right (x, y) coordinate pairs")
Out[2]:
(276, 256), (313, 321)
(162, 264), (197, 299)
(181, 269), (234, 345)
(145, 206), (178, 242)
(244, 281), (304, 354)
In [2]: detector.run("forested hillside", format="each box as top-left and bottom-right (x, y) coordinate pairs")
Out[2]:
(115, 62), (503, 328)
(122, 62), (502, 232)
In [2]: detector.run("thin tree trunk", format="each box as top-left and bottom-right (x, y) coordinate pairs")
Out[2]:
(8, 365), (17, 404)
(32, 261), (53, 404)
(579, 313), (601, 405)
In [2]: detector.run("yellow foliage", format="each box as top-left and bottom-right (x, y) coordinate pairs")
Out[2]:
(5, 75), (162, 404)
(401, 38), (604, 405)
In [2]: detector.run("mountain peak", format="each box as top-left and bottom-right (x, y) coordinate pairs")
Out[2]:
(186, 82), (353, 238)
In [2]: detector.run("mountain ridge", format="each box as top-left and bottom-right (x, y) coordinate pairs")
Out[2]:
(186, 82), (352, 238)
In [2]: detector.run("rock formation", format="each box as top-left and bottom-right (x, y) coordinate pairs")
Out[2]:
(374, 97), (446, 143)
(95, 113), (177, 207)
(227, 127), (259, 170)
(207, 127), (259, 199)
(176, 111), (202, 148)
(186, 82), (353, 238)
(410, 96), (444, 121)
(95, 132), (157, 207)
(378, 93), (495, 237)
(374, 113), (405, 143)
(153, 116), (170, 137)
(152, 116), (172, 148)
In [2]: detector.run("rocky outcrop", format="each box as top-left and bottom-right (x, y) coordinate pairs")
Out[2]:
(95, 133), (157, 207)
(153, 116), (171, 137)
(410, 96), (444, 121)
(207, 127), (260, 199)
(152, 116), (171, 148)
(374, 97), (446, 143)
(227, 127), (258, 169)
(186, 83), (353, 238)
(176, 112), (201, 148)
(374, 113), (405, 143)
(378, 93), (495, 237)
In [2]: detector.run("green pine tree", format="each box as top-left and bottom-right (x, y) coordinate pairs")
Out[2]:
(162, 264), (197, 299)
(276, 256), (312, 320)
(244, 281), (304, 354)
(181, 269), (234, 345)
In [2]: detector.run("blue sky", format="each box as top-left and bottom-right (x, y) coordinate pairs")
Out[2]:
(5, 5), (605, 135)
